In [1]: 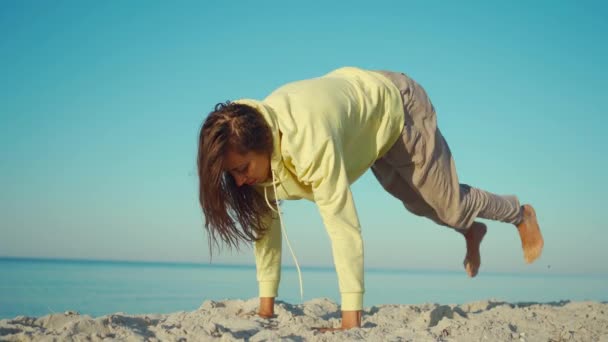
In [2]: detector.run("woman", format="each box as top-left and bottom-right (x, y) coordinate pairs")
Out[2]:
(197, 67), (543, 330)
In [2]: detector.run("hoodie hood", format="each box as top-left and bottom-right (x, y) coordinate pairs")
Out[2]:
(234, 99), (314, 201)
(233, 99), (282, 182)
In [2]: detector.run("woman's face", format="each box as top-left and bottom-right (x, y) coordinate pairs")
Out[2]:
(223, 149), (271, 187)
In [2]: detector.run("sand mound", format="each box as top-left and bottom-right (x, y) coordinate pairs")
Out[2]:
(2, 298), (607, 341)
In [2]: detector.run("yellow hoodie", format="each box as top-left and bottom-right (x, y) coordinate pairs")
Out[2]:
(236, 67), (405, 311)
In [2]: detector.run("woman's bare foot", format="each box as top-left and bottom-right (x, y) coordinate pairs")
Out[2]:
(516, 204), (543, 263)
(462, 222), (487, 278)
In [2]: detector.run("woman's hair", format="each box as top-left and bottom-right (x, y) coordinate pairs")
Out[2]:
(197, 101), (274, 256)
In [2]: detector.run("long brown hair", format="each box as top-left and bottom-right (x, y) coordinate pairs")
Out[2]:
(197, 101), (274, 256)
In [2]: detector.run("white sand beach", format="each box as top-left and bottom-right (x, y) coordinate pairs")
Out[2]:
(2, 298), (607, 341)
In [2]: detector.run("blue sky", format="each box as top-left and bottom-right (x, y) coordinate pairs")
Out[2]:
(1, 0), (606, 274)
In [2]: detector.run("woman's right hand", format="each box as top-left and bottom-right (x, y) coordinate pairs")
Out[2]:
(258, 297), (275, 318)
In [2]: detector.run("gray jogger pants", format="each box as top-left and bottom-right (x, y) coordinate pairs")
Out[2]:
(373, 70), (522, 230)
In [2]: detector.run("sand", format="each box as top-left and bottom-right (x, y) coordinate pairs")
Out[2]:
(1, 298), (607, 341)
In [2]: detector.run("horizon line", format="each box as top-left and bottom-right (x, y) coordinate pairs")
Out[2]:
(1, 255), (604, 278)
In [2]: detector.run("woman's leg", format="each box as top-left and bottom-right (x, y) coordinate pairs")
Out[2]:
(373, 70), (543, 268)
(375, 70), (522, 230)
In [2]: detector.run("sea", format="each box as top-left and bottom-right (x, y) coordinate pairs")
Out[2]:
(1, 257), (606, 319)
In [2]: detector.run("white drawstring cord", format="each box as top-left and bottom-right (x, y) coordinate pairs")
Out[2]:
(263, 170), (304, 301)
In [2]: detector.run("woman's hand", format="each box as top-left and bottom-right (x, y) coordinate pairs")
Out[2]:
(315, 310), (362, 332)
(259, 298), (361, 332)
(258, 297), (275, 318)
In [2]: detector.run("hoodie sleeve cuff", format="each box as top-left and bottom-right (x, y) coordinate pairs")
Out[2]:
(258, 281), (279, 298)
(341, 292), (363, 311)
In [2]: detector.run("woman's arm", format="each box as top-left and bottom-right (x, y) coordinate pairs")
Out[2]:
(296, 139), (366, 326)
(254, 212), (282, 311)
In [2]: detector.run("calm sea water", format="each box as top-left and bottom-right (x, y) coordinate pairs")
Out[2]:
(1, 257), (606, 319)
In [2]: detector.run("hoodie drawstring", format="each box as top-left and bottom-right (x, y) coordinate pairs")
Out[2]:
(263, 169), (304, 301)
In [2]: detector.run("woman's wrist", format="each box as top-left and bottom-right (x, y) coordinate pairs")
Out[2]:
(258, 297), (275, 318)
(341, 310), (362, 329)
